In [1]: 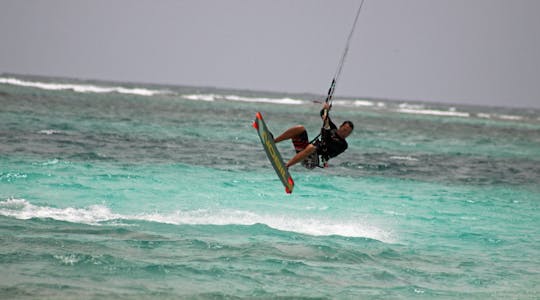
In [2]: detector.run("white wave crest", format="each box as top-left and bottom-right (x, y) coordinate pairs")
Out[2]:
(0, 77), (167, 96)
(389, 156), (419, 161)
(224, 95), (304, 105)
(0, 198), (120, 224)
(0, 199), (393, 242)
(397, 108), (470, 117)
(141, 209), (392, 241)
(477, 112), (525, 121)
(38, 129), (63, 135)
(399, 103), (425, 110)
(182, 93), (305, 105)
(182, 94), (219, 102)
(498, 114), (523, 121)
(477, 113), (492, 119)
(332, 99), (376, 107)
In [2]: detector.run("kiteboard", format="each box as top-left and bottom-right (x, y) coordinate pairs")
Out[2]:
(253, 112), (294, 194)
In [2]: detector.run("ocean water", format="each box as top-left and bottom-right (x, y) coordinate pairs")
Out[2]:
(1, 75), (539, 299)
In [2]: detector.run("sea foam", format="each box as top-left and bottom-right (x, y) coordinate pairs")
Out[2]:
(397, 108), (470, 117)
(182, 93), (305, 105)
(0, 199), (393, 242)
(0, 77), (167, 96)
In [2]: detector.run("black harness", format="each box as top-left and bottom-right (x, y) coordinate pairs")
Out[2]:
(302, 130), (329, 169)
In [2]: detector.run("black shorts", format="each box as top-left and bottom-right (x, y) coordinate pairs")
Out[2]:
(292, 131), (310, 153)
(292, 131), (319, 169)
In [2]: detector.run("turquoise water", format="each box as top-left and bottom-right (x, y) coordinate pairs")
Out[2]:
(1, 75), (539, 298)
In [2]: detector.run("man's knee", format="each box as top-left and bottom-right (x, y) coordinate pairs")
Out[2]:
(293, 125), (306, 134)
(291, 125), (307, 139)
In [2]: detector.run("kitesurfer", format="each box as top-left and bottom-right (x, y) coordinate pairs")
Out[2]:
(274, 103), (353, 168)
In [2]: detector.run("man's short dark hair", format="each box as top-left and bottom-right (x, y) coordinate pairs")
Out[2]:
(341, 120), (354, 130)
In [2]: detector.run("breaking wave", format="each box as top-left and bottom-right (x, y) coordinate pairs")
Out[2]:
(182, 93), (304, 105)
(0, 198), (393, 242)
(0, 77), (167, 96)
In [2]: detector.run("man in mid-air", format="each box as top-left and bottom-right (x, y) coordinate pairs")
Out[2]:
(274, 103), (353, 168)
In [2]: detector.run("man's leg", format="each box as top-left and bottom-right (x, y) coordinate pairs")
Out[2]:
(286, 144), (317, 168)
(274, 125), (306, 143)
(274, 125), (316, 168)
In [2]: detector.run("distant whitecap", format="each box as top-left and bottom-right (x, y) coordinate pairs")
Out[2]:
(0, 77), (167, 96)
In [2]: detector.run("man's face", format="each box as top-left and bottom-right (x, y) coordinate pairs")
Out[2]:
(337, 123), (353, 139)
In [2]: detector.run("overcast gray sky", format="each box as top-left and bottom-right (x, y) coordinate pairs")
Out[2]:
(1, 0), (539, 108)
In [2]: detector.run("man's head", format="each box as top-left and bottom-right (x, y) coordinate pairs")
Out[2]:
(337, 121), (354, 139)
